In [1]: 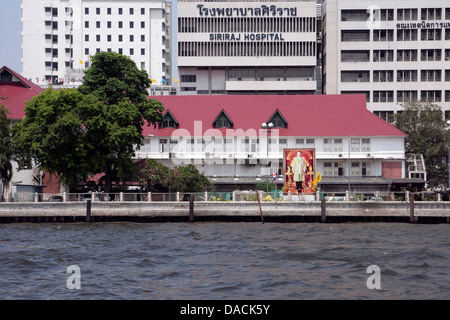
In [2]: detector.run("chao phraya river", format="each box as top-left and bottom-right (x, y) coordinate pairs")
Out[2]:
(0, 222), (449, 299)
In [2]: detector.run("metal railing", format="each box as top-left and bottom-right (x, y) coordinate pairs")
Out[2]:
(6, 190), (450, 203)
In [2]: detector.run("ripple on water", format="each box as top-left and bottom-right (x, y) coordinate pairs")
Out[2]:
(0, 222), (449, 299)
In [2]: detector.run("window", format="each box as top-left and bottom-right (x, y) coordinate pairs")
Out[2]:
(181, 75), (196, 82)
(85, 48), (89, 55)
(324, 162), (344, 177)
(130, 48), (134, 55)
(374, 111), (394, 122)
(118, 21), (123, 28)
(421, 29), (442, 41)
(141, 8), (145, 15)
(85, 7), (89, 15)
(397, 29), (418, 41)
(141, 35), (145, 42)
(244, 138), (259, 153)
(96, 21), (100, 28)
(159, 139), (168, 153)
(118, 8), (123, 15)
(341, 9), (369, 21)
(85, 34), (89, 42)
(397, 50), (418, 61)
(141, 21), (145, 28)
(85, 21), (89, 28)
(341, 71), (370, 82)
(380, 9), (394, 21)
(421, 70), (441, 82)
(107, 35), (112, 42)
(107, 8), (111, 15)
(130, 35), (134, 42)
(373, 50), (394, 62)
(181, 87), (196, 92)
(118, 48), (123, 54)
(445, 91), (450, 102)
(306, 139), (315, 148)
(421, 8), (441, 20)
(118, 35), (123, 42)
(96, 8), (100, 15)
(421, 49), (441, 61)
(361, 162), (371, 176)
(214, 112), (232, 128)
(323, 138), (333, 152)
(323, 163), (333, 176)
(130, 21), (134, 29)
(397, 70), (418, 82)
(295, 139), (305, 147)
(361, 139), (370, 152)
(351, 162), (360, 176)
(341, 30), (370, 41)
(96, 35), (100, 42)
(160, 112), (178, 128)
(397, 9), (418, 21)
(421, 90), (442, 102)
(397, 91), (418, 102)
(268, 110), (288, 128)
(373, 91), (394, 102)
(341, 50), (370, 62)
(373, 29), (394, 41)
(130, 8), (134, 15)
(373, 70), (394, 82)
(107, 21), (111, 28)
(351, 138), (360, 152)
(334, 139), (343, 152)
(141, 48), (145, 55)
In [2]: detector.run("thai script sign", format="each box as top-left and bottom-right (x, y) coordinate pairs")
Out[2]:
(197, 4), (298, 17)
(396, 21), (450, 29)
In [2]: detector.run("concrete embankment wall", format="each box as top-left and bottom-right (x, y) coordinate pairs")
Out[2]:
(0, 201), (450, 223)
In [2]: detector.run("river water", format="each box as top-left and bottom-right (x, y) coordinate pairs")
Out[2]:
(0, 222), (449, 300)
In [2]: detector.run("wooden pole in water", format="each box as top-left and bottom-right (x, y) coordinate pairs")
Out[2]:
(189, 194), (194, 222)
(86, 199), (91, 222)
(256, 189), (264, 224)
(409, 194), (415, 223)
(321, 197), (326, 223)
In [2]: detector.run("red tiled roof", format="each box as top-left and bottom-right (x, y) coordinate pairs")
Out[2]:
(144, 94), (407, 138)
(0, 66), (45, 120)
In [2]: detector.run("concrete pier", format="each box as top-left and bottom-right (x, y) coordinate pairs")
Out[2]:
(0, 201), (450, 223)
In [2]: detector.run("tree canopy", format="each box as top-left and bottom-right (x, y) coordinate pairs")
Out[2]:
(390, 100), (449, 188)
(0, 100), (13, 200)
(139, 159), (210, 193)
(13, 51), (165, 190)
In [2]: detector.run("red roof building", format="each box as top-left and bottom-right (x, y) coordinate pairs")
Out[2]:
(139, 94), (415, 194)
(143, 94), (407, 138)
(0, 66), (45, 120)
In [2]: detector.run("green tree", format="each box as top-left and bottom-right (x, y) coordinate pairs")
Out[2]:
(171, 164), (211, 193)
(78, 51), (164, 190)
(391, 100), (448, 188)
(138, 158), (170, 192)
(12, 88), (108, 189)
(138, 160), (210, 193)
(0, 100), (13, 201)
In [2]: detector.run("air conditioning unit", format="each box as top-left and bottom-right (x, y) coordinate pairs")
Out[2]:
(339, 154), (343, 158)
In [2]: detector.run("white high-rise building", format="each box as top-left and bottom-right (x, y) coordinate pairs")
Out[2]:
(322, 0), (450, 120)
(21, 0), (172, 88)
(177, 0), (320, 95)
